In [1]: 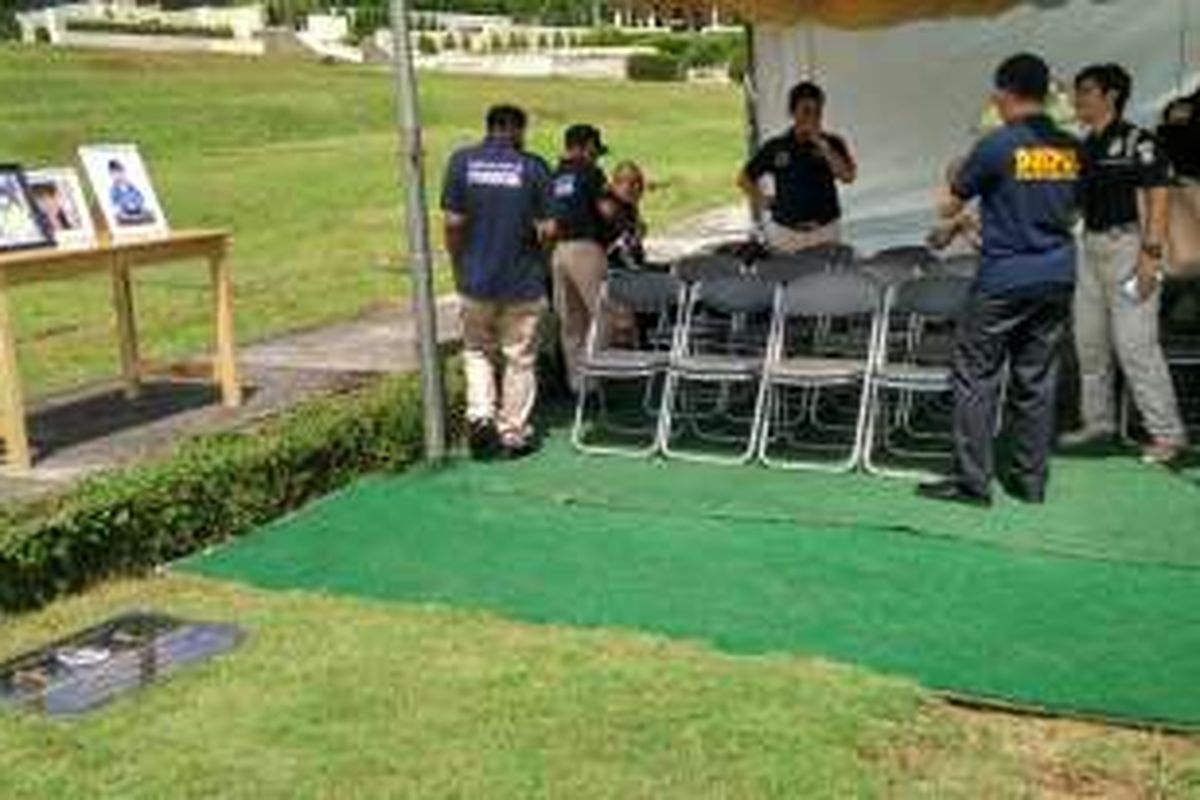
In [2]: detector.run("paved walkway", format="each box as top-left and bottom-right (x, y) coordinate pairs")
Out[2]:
(0, 205), (749, 505)
(0, 298), (461, 504)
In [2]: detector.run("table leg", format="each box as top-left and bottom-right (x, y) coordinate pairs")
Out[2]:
(210, 249), (242, 407)
(111, 257), (141, 400)
(0, 273), (31, 472)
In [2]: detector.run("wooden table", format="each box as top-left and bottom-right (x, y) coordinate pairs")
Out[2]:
(0, 229), (241, 472)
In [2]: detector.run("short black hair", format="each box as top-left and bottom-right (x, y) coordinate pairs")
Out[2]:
(485, 104), (527, 134)
(994, 53), (1050, 102)
(788, 81), (826, 113)
(1075, 63), (1132, 114)
(564, 123), (607, 154)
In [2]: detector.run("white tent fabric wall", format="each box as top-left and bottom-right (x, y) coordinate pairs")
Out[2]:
(749, 0), (1200, 251)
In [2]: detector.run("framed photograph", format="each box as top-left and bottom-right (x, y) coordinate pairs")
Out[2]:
(0, 165), (54, 253)
(78, 144), (169, 241)
(26, 168), (98, 251)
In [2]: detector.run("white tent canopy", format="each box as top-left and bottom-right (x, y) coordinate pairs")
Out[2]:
(749, 0), (1200, 249)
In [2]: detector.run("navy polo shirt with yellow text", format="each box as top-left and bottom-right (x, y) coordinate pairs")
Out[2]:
(954, 114), (1081, 296)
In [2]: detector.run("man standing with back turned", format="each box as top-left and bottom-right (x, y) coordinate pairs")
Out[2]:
(442, 105), (553, 460)
(920, 54), (1082, 507)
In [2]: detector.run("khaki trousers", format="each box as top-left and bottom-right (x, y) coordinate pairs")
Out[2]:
(764, 220), (841, 253)
(460, 297), (544, 441)
(552, 240), (608, 391)
(1074, 231), (1185, 442)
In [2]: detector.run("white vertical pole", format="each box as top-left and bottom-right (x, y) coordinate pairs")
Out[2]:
(389, 0), (447, 462)
(744, 24), (764, 228)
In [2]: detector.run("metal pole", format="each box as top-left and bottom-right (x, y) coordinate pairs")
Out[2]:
(389, 0), (447, 462)
(1180, 0), (1192, 93)
(742, 24), (764, 228)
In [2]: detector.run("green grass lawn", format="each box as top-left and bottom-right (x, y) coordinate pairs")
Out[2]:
(0, 47), (742, 396)
(1, 575), (1197, 799)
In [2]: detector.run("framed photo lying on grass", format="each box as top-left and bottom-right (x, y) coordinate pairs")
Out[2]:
(0, 165), (54, 253)
(26, 168), (98, 251)
(78, 144), (169, 241)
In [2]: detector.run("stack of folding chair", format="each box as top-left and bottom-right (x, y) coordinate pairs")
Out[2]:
(862, 273), (973, 478)
(658, 272), (776, 464)
(572, 270), (685, 456)
(757, 269), (885, 472)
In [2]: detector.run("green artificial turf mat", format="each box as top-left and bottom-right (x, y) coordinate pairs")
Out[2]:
(184, 434), (1200, 727)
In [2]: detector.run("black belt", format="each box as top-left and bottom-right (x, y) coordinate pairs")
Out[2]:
(1086, 223), (1139, 236)
(774, 220), (834, 233)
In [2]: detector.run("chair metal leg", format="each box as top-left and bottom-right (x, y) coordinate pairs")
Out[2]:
(661, 374), (761, 465)
(760, 379), (866, 473)
(863, 385), (954, 481)
(573, 372), (663, 458)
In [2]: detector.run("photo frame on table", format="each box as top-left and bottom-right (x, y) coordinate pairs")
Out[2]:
(0, 165), (54, 253)
(26, 168), (98, 251)
(78, 144), (169, 242)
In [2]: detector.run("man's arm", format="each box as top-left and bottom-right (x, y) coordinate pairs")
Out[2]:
(738, 142), (773, 218)
(1135, 186), (1169, 300)
(532, 159), (557, 247)
(941, 137), (997, 219)
(1135, 131), (1172, 301)
(440, 152), (469, 289)
(443, 212), (468, 288)
(737, 169), (769, 218)
(816, 134), (857, 184)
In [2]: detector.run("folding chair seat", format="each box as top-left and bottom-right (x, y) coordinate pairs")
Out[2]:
(754, 242), (857, 284)
(658, 275), (775, 465)
(860, 245), (936, 287)
(672, 252), (747, 283)
(758, 270), (884, 472)
(863, 274), (973, 478)
(927, 253), (979, 280)
(572, 270), (684, 457)
(668, 252), (747, 351)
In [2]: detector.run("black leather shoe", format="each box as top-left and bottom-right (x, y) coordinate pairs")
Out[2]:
(1000, 476), (1045, 505)
(468, 420), (499, 460)
(916, 480), (992, 508)
(500, 437), (538, 461)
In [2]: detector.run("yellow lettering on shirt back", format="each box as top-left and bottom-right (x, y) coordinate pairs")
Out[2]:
(1013, 147), (1079, 182)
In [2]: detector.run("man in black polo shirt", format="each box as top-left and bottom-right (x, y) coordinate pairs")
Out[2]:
(919, 54), (1082, 507)
(549, 123), (609, 393)
(739, 81), (857, 253)
(1063, 63), (1186, 464)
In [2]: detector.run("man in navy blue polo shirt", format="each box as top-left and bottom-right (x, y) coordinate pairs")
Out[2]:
(549, 123), (609, 393)
(920, 54), (1082, 507)
(442, 104), (553, 459)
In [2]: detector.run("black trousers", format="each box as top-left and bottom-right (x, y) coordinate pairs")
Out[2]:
(951, 285), (1072, 496)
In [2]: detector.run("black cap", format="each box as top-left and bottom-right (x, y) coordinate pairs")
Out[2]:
(994, 53), (1050, 102)
(565, 124), (608, 156)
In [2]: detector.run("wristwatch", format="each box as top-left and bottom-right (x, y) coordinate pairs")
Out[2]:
(1141, 241), (1165, 261)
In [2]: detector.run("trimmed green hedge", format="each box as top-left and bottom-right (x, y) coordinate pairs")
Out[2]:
(65, 19), (237, 40)
(627, 52), (683, 82)
(0, 368), (463, 612)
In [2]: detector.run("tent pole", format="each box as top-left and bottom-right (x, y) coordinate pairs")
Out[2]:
(743, 23), (763, 228)
(1180, 0), (1191, 92)
(389, 0), (447, 463)
(804, 24), (816, 77)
